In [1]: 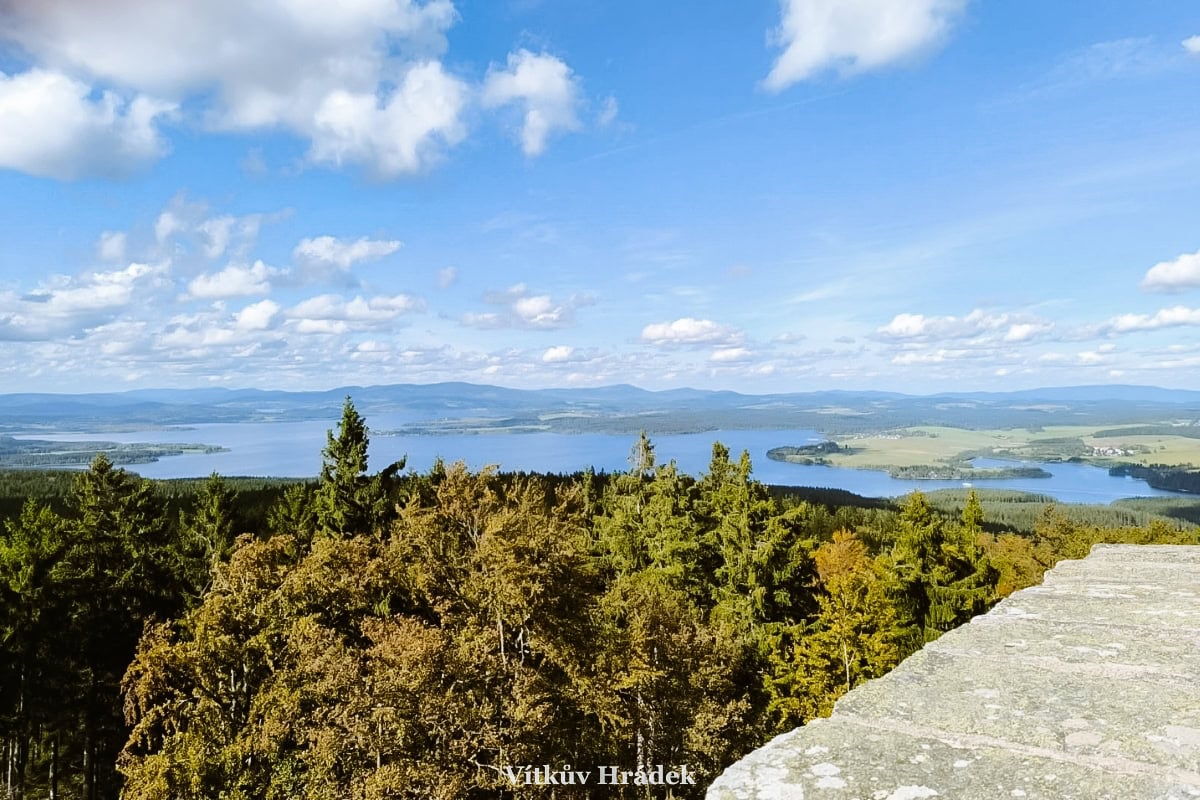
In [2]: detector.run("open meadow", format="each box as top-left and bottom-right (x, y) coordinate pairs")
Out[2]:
(813, 425), (1200, 469)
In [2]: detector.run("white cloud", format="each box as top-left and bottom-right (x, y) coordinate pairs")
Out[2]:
(1140, 248), (1200, 292)
(774, 332), (807, 343)
(482, 50), (582, 156)
(198, 216), (236, 259)
(0, 1), (458, 106)
(0, 69), (174, 179)
(0, 262), (166, 340)
(463, 284), (593, 330)
(49, 262), (164, 313)
(513, 296), (558, 324)
(542, 345), (574, 363)
(641, 317), (742, 346)
(186, 261), (281, 299)
(308, 61), (469, 176)
(764, 0), (965, 90)
(96, 231), (127, 262)
(710, 347), (753, 362)
(876, 308), (1057, 346)
(147, 197), (280, 264)
(1184, 36), (1200, 55)
(1102, 306), (1200, 334)
(0, 1), (466, 177)
(878, 312), (933, 338)
(286, 293), (423, 334)
(1003, 322), (1054, 342)
(2, 5), (602, 179)
(461, 312), (505, 329)
(155, 210), (185, 244)
(891, 348), (971, 365)
(158, 317), (249, 351)
(437, 266), (459, 288)
(293, 235), (403, 270)
(234, 299), (280, 331)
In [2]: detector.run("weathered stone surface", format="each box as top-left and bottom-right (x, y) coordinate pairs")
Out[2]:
(707, 545), (1200, 800)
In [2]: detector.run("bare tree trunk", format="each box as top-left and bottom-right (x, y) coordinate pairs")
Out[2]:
(13, 734), (26, 800)
(49, 733), (58, 800)
(82, 726), (95, 800)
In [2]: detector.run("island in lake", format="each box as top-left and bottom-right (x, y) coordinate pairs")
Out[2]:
(0, 435), (226, 468)
(767, 441), (1052, 480)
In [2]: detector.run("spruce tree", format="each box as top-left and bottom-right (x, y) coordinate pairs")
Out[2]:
(891, 491), (997, 645)
(180, 472), (237, 585)
(315, 397), (405, 538)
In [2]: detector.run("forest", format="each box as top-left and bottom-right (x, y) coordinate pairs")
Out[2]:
(2, 400), (1197, 799)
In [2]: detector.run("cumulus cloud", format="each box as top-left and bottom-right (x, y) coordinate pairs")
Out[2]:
(234, 299), (281, 331)
(1101, 306), (1200, 334)
(878, 313), (934, 338)
(1184, 36), (1200, 55)
(150, 196), (276, 262)
(764, 0), (965, 90)
(437, 266), (459, 288)
(286, 293), (423, 334)
(482, 50), (582, 156)
(1003, 322), (1055, 342)
(307, 61), (469, 176)
(1, 1), (455, 94)
(0, 262), (166, 340)
(640, 317), (742, 346)
(293, 235), (403, 272)
(876, 309), (1052, 344)
(0, 1), (472, 177)
(186, 261), (281, 300)
(710, 347), (753, 362)
(197, 216), (236, 259)
(462, 284), (593, 330)
(0, 3), (608, 177)
(158, 318), (253, 351)
(0, 69), (174, 179)
(542, 345), (574, 363)
(1140, 248), (1200, 292)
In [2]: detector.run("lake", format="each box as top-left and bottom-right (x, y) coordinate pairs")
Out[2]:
(11, 421), (1185, 504)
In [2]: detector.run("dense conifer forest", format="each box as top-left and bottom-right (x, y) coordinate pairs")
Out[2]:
(2, 400), (1197, 799)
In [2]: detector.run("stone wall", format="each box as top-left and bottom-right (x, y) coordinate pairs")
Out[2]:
(707, 545), (1200, 800)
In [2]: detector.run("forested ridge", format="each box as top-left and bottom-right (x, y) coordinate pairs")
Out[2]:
(2, 400), (1197, 799)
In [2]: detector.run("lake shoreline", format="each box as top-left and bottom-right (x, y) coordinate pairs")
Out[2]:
(5, 424), (1195, 504)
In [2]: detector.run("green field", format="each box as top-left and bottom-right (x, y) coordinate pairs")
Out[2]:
(789, 425), (1200, 470)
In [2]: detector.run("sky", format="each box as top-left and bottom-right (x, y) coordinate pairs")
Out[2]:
(1, 0), (1199, 395)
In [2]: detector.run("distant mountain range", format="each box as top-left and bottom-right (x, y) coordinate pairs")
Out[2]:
(1, 382), (1198, 435)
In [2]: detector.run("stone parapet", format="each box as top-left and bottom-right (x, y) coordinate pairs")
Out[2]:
(707, 545), (1200, 800)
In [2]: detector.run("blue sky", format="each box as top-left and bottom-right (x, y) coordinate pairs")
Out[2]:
(1, 0), (1199, 394)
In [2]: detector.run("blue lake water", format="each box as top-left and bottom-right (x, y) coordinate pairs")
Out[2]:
(12, 422), (1186, 504)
